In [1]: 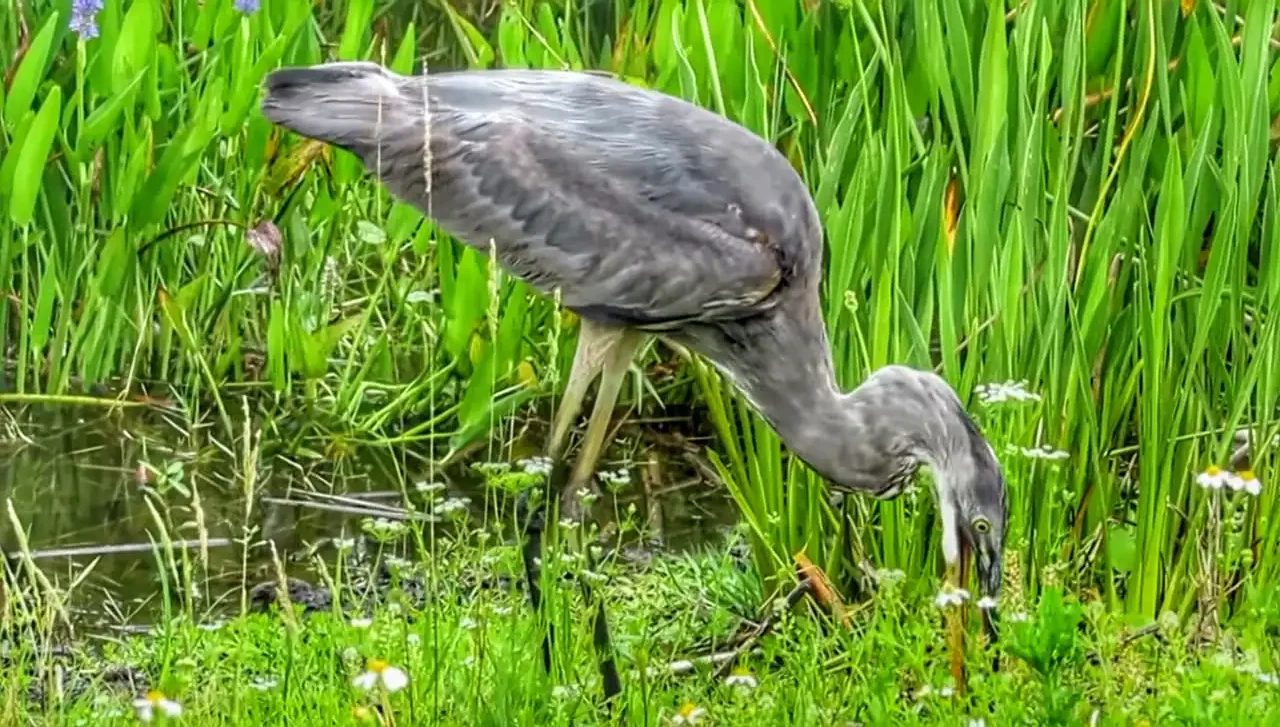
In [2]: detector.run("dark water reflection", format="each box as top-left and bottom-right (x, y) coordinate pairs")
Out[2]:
(0, 403), (737, 628)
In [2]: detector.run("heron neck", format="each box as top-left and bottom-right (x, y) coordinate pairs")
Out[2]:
(679, 300), (905, 491)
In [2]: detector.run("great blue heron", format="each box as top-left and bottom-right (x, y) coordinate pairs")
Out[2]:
(260, 61), (1008, 699)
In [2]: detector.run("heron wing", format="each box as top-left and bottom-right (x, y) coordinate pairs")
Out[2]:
(366, 70), (822, 328)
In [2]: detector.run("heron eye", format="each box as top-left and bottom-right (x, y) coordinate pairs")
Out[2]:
(972, 517), (991, 534)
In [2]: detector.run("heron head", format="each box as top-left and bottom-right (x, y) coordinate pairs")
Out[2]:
(943, 424), (1008, 641)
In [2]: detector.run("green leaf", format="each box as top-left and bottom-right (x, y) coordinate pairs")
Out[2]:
(94, 228), (135, 300)
(9, 86), (62, 227)
(113, 0), (158, 95)
(1106, 524), (1137, 573)
(29, 255), (58, 354)
(338, 0), (374, 60)
(356, 220), (387, 245)
(77, 68), (147, 154)
(3, 11), (60, 128)
(1183, 17), (1216, 136)
(0, 109), (36, 199)
(390, 22), (418, 74)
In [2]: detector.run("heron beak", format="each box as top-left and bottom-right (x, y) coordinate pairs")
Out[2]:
(974, 541), (1003, 646)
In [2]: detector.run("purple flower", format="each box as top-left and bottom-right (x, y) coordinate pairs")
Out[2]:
(69, 0), (103, 39)
(69, 13), (98, 39)
(234, 0), (260, 13)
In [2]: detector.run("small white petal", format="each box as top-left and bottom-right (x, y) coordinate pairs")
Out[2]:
(380, 666), (409, 692)
(977, 596), (998, 610)
(350, 618), (373, 628)
(133, 703), (154, 723)
(352, 672), (379, 690)
(1245, 478), (1262, 496)
(159, 700), (183, 717)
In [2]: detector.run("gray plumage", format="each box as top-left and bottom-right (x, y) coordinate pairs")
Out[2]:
(260, 61), (1008, 614)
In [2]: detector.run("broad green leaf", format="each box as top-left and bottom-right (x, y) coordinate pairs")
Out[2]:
(9, 86), (62, 227)
(30, 255), (58, 354)
(390, 22), (418, 74)
(338, 0), (374, 60)
(3, 11), (60, 127)
(77, 68), (147, 153)
(113, 0), (158, 94)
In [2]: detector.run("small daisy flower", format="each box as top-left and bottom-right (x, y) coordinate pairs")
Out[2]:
(1015, 444), (1069, 461)
(671, 702), (706, 724)
(133, 691), (182, 722)
(1197, 465), (1229, 490)
(724, 667), (758, 691)
(1232, 469), (1262, 496)
(977, 596), (999, 610)
(353, 658), (409, 692)
(974, 380), (1041, 405)
(934, 585), (971, 608)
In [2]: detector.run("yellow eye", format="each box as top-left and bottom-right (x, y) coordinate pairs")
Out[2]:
(972, 518), (991, 534)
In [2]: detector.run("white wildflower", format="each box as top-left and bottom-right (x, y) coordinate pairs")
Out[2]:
(133, 691), (182, 722)
(939, 686), (954, 698)
(1197, 465), (1229, 490)
(414, 481), (446, 494)
(433, 497), (471, 516)
(1016, 444), (1069, 461)
(363, 517), (409, 541)
(332, 537), (357, 551)
(671, 702), (706, 724)
(934, 585), (971, 608)
(724, 667), (757, 691)
(1007, 611), (1031, 623)
(977, 596), (999, 610)
(1230, 469), (1262, 496)
(352, 658), (409, 692)
(598, 468), (631, 489)
(974, 380), (1041, 405)
(519, 456), (553, 477)
(350, 617), (374, 629)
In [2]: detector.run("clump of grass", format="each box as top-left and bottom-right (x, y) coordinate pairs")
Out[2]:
(4, 524), (1280, 725)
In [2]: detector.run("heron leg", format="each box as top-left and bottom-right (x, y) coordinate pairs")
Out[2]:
(563, 327), (645, 704)
(517, 320), (634, 681)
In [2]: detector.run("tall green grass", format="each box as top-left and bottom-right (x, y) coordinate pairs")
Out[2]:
(1, 0), (1279, 630)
